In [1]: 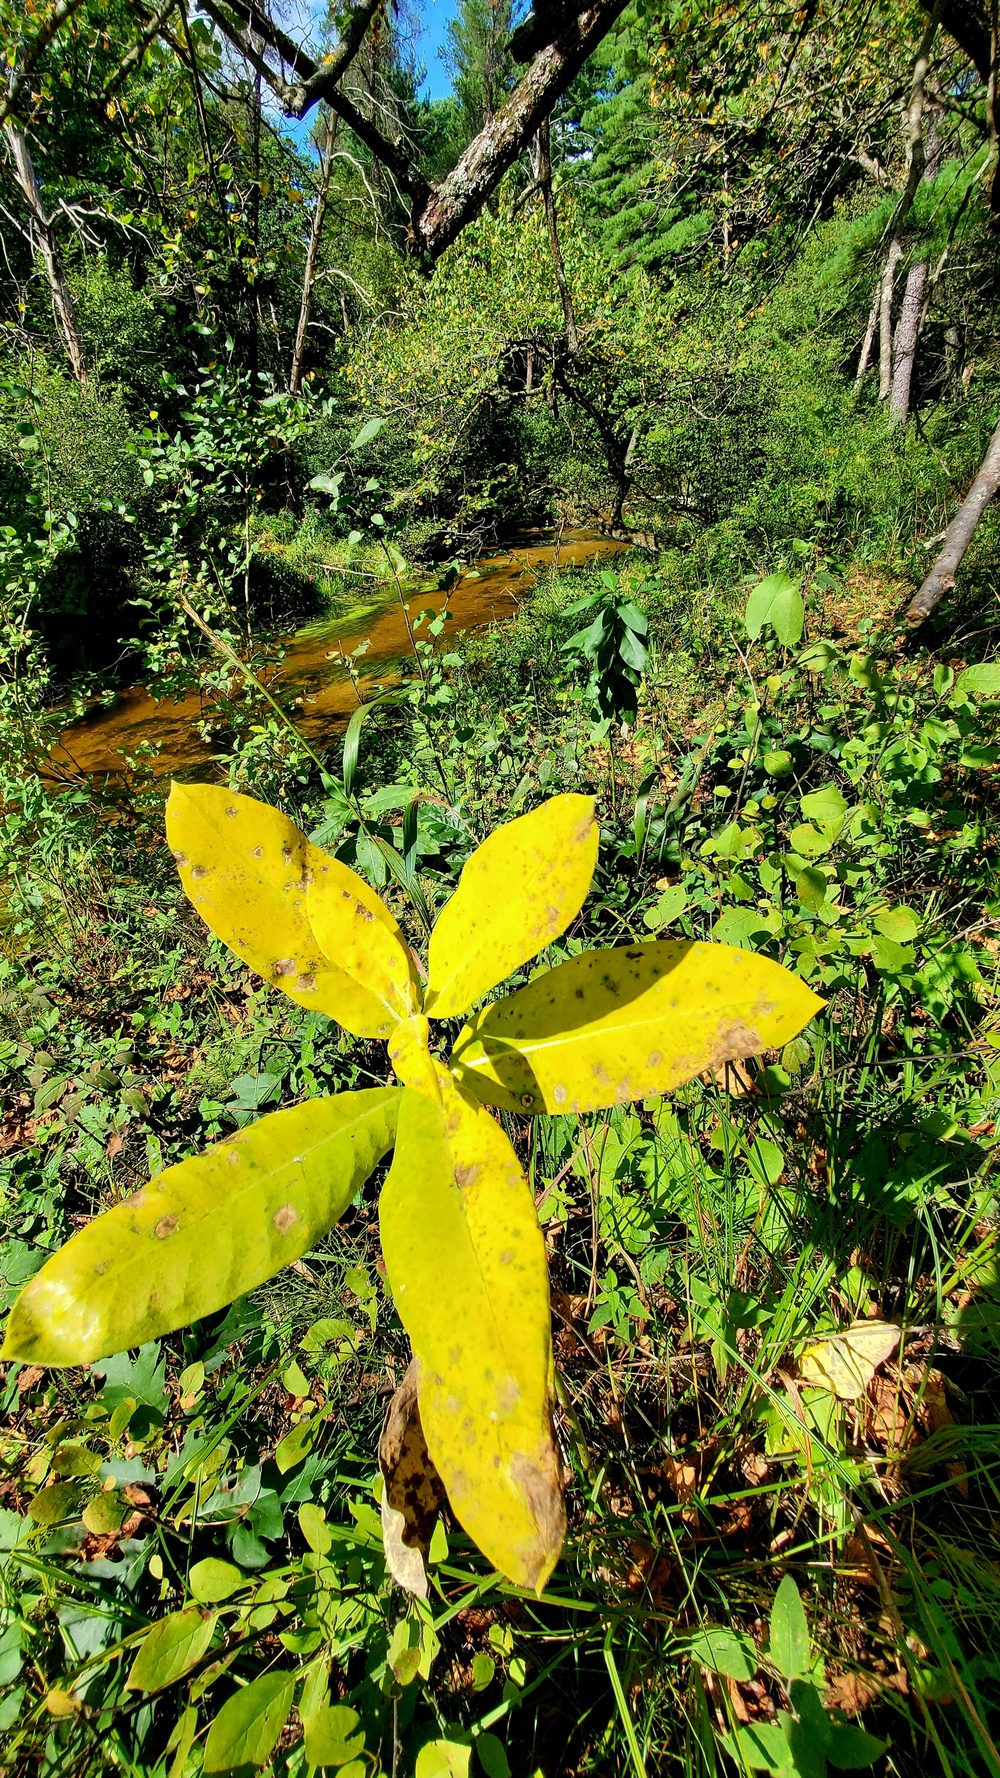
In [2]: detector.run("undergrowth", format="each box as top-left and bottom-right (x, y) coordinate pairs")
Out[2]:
(2, 552), (1000, 1777)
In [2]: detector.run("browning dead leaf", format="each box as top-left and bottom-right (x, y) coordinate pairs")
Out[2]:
(379, 1359), (446, 1599)
(799, 1321), (901, 1399)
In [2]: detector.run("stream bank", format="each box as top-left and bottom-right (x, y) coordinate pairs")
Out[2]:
(51, 530), (629, 782)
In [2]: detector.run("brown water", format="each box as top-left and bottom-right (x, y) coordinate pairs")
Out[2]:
(50, 530), (629, 782)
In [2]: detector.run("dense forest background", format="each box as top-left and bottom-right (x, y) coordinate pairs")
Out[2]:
(3, 0), (1000, 1773)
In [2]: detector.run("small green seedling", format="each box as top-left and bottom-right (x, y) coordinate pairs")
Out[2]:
(719, 1576), (887, 1776)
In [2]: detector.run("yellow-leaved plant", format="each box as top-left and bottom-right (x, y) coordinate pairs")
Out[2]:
(2, 784), (822, 1593)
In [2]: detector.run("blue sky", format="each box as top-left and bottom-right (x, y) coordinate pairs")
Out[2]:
(412, 0), (458, 100)
(275, 0), (458, 154)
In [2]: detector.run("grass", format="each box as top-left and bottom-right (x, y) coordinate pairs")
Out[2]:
(1, 547), (1000, 1777)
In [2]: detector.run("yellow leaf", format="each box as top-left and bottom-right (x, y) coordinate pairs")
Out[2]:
(2, 1090), (399, 1366)
(166, 783), (416, 1037)
(452, 940), (823, 1114)
(799, 1322), (900, 1399)
(388, 1015), (441, 1100)
(306, 838), (419, 1025)
(424, 794), (597, 1018)
(379, 1075), (564, 1592)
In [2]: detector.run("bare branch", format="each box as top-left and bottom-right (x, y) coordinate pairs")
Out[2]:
(906, 415), (1000, 622)
(324, 86), (430, 208)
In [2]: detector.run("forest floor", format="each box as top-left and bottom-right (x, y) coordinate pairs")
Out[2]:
(2, 547), (1000, 1778)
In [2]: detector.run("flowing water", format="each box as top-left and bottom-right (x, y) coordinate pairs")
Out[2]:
(50, 530), (629, 782)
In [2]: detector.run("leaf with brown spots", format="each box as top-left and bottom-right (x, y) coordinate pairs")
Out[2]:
(379, 1358), (446, 1598)
(451, 940), (823, 1114)
(424, 794), (598, 1018)
(167, 782), (418, 1037)
(379, 1075), (564, 1593)
(2, 1089), (400, 1366)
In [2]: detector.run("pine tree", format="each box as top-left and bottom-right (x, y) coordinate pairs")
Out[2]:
(443, 0), (517, 142)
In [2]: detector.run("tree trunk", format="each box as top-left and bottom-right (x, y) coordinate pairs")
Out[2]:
(289, 112), (337, 393)
(879, 4), (939, 404)
(878, 238), (903, 400)
(906, 414), (1000, 622)
(532, 116), (578, 353)
(4, 123), (87, 384)
(889, 258), (928, 423)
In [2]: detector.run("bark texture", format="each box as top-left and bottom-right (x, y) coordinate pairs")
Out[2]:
(889, 258), (928, 423)
(922, 0), (991, 79)
(906, 415), (1000, 622)
(414, 0), (629, 257)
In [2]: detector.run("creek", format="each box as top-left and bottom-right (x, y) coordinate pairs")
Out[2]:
(50, 529), (628, 782)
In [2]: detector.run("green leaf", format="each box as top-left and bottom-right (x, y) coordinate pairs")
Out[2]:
(789, 1680), (832, 1753)
(799, 786), (847, 830)
(388, 1618), (422, 1686)
(126, 1607), (217, 1694)
(203, 1670), (296, 1773)
(298, 1502), (332, 1555)
(349, 416), (385, 451)
(475, 1735), (511, 1778)
(868, 935), (912, 974)
(958, 662), (1000, 699)
(425, 794), (598, 1018)
(643, 884), (688, 930)
(81, 1491), (126, 1535)
(763, 750), (794, 776)
(3, 1090), (399, 1366)
(379, 1077), (564, 1593)
(0, 1625), (22, 1689)
(189, 1559), (245, 1603)
(825, 1722), (887, 1769)
(873, 906), (918, 942)
(725, 1719), (793, 1770)
(712, 907), (771, 947)
(769, 1575), (811, 1679)
(168, 1705), (199, 1778)
(27, 1482), (80, 1525)
(784, 1710), (828, 1778)
(795, 868), (830, 912)
(453, 941), (823, 1115)
(686, 1626), (757, 1681)
(471, 1651), (495, 1690)
(788, 823), (834, 859)
(167, 783), (416, 1038)
(745, 574), (804, 647)
(416, 1742), (472, 1778)
(274, 1418), (317, 1473)
(302, 1704), (364, 1767)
